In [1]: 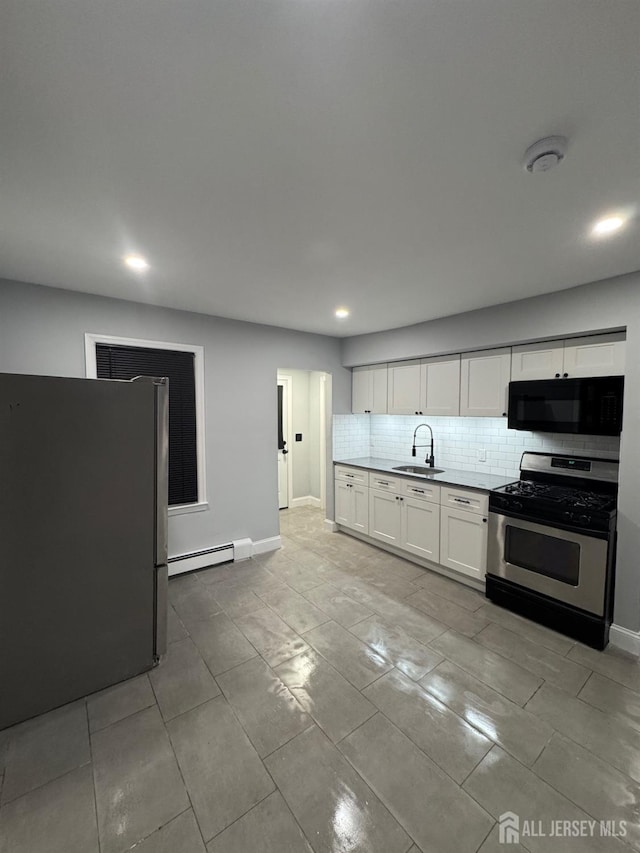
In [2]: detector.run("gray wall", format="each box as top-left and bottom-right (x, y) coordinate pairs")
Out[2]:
(0, 279), (350, 557)
(342, 270), (640, 632)
(341, 275), (629, 367)
(308, 372), (323, 500)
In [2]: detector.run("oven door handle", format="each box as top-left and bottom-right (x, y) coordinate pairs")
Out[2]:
(487, 507), (610, 540)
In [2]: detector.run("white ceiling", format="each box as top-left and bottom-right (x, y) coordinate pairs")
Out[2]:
(1, 1), (639, 337)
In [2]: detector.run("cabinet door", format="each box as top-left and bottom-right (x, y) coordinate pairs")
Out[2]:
(352, 484), (369, 534)
(402, 496), (440, 562)
(423, 355), (461, 416)
(563, 334), (626, 378)
(370, 366), (388, 413)
(368, 489), (401, 545)
(440, 507), (488, 580)
(511, 342), (564, 381)
(460, 348), (511, 417)
(351, 367), (371, 414)
(334, 480), (353, 527)
(387, 361), (424, 415)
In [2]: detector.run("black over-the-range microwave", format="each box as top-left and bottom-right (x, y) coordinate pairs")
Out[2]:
(508, 376), (624, 435)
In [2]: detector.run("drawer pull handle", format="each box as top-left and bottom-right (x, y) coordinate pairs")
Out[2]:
(454, 498), (471, 504)
(412, 489), (425, 494)
(377, 480), (389, 485)
(345, 474), (354, 478)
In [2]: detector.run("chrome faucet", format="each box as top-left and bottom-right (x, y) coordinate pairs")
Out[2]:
(412, 423), (435, 467)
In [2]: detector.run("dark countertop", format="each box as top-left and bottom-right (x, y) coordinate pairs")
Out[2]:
(334, 456), (517, 492)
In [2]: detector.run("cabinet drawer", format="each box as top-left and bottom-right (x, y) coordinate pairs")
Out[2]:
(334, 466), (369, 486)
(369, 473), (403, 492)
(440, 486), (488, 516)
(402, 479), (440, 504)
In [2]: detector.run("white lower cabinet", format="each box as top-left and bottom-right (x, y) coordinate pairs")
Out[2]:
(439, 506), (488, 581)
(369, 489), (402, 546)
(369, 487), (440, 560)
(335, 467), (488, 585)
(335, 480), (369, 534)
(403, 495), (440, 562)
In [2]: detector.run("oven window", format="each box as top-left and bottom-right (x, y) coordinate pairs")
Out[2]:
(505, 526), (580, 585)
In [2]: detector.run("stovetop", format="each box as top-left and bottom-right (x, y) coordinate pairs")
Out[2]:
(502, 480), (617, 511)
(490, 452), (618, 533)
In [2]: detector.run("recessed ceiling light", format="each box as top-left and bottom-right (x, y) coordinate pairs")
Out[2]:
(591, 215), (626, 237)
(123, 254), (150, 272)
(335, 308), (350, 319)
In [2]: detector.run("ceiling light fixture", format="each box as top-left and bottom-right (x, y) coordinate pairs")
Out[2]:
(591, 215), (626, 237)
(335, 308), (350, 319)
(123, 254), (150, 272)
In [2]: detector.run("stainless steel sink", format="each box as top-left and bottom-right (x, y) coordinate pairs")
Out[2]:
(392, 465), (445, 475)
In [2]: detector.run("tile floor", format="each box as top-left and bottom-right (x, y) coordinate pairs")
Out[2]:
(2, 507), (640, 852)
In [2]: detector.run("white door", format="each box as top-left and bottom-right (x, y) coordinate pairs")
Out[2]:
(460, 348), (511, 417)
(423, 355), (461, 416)
(370, 365), (388, 414)
(440, 506), (488, 580)
(369, 489), (402, 545)
(352, 484), (370, 534)
(511, 342), (564, 381)
(351, 367), (372, 414)
(277, 377), (291, 509)
(563, 334), (626, 378)
(387, 361), (424, 415)
(402, 496), (440, 562)
(334, 480), (353, 527)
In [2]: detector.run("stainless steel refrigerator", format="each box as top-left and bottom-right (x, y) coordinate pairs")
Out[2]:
(0, 372), (169, 730)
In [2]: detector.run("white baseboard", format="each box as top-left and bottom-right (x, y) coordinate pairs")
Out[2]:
(609, 624), (640, 656)
(289, 496), (322, 509)
(252, 535), (282, 556)
(169, 535), (282, 575)
(168, 544), (234, 577)
(324, 519), (338, 532)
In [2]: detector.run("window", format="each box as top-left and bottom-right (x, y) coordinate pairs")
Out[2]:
(85, 334), (206, 513)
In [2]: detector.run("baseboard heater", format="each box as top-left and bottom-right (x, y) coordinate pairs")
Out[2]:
(168, 543), (234, 577)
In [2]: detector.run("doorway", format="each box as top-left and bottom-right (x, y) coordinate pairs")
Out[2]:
(277, 370), (329, 512)
(277, 374), (292, 509)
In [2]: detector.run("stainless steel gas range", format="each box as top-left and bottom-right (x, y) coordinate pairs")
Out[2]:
(487, 452), (618, 650)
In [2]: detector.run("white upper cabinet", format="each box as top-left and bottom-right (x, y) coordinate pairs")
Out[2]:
(423, 355), (461, 416)
(351, 364), (388, 414)
(460, 348), (511, 417)
(562, 333), (625, 378)
(387, 360), (426, 415)
(511, 334), (625, 381)
(511, 341), (565, 381)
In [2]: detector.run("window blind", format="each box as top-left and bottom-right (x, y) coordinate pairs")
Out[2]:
(96, 344), (198, 506)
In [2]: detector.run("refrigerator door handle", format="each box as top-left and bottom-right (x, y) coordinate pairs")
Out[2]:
(153, 377), (169, 567)
(154, 564), (168, 659)
(131, 375), (169, 567)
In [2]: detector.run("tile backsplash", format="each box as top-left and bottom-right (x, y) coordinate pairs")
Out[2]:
(333, 414), (620, 479)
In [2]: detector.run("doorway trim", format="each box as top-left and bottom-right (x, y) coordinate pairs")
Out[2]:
(277, 373), (293, 510)
(319, 372), (327, 511)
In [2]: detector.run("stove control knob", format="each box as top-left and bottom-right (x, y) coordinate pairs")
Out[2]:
(578, 514), (591, 525)
(564, 511), (574, 521)
(513, 501), (523, 511)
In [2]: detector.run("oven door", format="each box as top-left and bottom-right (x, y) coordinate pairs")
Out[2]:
(487, 512), (608, 616)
